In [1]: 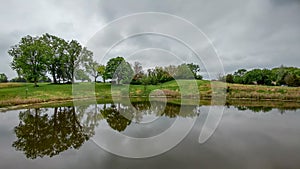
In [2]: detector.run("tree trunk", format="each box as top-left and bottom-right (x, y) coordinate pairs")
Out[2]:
(52, 74), (57, 84)
(94, 76), (97, 83)
(34, 77), (38, 87)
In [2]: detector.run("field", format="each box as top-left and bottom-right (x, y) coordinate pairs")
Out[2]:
(0, 80), (299, 108)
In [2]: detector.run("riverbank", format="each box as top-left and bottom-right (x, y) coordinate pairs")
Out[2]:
(0, 80), (299, 108)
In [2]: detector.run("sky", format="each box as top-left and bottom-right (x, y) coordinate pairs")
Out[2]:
(0, 0), (300, 79)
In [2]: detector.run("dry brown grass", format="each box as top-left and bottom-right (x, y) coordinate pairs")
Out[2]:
(0, 83), (23, 89)
(227, 83), (300, 101)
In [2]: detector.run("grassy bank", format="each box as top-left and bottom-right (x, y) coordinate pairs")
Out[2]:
(0, 80), (299, 107)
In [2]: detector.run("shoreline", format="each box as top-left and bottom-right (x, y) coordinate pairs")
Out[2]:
(1, 96), (299, 112)
(1, 81), (299, 111)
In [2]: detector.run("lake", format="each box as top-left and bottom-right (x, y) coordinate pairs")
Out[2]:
(0, 100), (300, 169)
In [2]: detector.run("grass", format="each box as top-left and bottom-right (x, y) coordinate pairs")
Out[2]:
(0, 80), (299, 108)
(227, 83), (300, 101)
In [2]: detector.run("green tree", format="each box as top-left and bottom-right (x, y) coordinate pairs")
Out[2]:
(187, 63), (202, 79)
(284, 73), (300, 87)
(8, 35), (49, 87)
(114, 61), (134, 84)
(225, 74), (234, 83)
(75, 69), (91, 82)
(97, 65), (106, 83)
(105, 56), (125, 80)
(40, 33), (67, 84)
(105, 57), (133, 84)
(65, 40), (82, 83)
(0, 73), (8, 82)
(86, 60), (100, 82)
(175, 64), (194, 79)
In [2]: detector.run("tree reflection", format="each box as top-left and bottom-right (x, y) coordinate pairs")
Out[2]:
(234, 105), (298, 113)
(12, 101), (200, 159)
(131, 101), (198, 118)
(13, 106), (95, 159)
(100, 104), (132, 132)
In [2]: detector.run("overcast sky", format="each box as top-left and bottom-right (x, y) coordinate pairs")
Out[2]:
(1, 0), (300, 79)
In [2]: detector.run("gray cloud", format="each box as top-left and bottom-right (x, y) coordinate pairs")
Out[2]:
(0, 0), (299, 79)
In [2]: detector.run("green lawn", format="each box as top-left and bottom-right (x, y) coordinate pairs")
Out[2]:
(0, 80), (299, 107)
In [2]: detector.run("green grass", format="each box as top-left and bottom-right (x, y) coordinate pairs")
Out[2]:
(0, 80), (299, 108)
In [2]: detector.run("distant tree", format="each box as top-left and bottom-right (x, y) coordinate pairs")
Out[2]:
(133, 61), (143, 75)
(243, 69), (273, 85)
(86, 60), (100, 82)
(105, 57), (133, 84)
(164, 65), (177, 77)
(97, 65), (106, 83)
(0, 73), (8, 82)
(225, 74), (234, 83)
(234, 69), (247, 76)
(187, 63), (202, 79)
(105, 57), (125, 81)
(175, 64), (194, 79)
(8, 35), (49, 87)
(75, 69), (91, 82)
(10, 77), (26, 82)
(132, 61), (144, 83)
(284, 73), (300, 87)
(113, 61), (134, 84)
(233, 69), (247, 84)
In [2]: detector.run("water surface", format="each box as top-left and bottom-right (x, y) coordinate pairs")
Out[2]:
(0, 101), (300, 169)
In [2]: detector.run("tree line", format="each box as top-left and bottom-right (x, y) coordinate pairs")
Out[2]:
(6, 33), (202, 86)
(221, 66), (300, 87)
(8, 33), (95, 86)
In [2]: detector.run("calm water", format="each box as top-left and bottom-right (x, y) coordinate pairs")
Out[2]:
(0, 101), (300, 169)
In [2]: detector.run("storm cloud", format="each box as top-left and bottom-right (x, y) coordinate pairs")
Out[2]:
(0, 0), (299, 79)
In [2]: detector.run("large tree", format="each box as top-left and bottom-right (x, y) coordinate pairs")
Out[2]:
(40, 33), (68, 84)
(65, 40), (82, 83)
(8, 35), (49, 87)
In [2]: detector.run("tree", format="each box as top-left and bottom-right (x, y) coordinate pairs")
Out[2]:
(175, 64), (194, 79)
(0, 73), (8, 82)
(132, 61), (144, 83)
(75, 69), (91, 82)
(105, 56), (125, 80)
(187, 63), (202, 79)
(8, 35), (49, 87)
(86, 60), (100, 82)
(284, 73), (300, 87)
(113, 61), (134, 84)
(225, 74), (234, 83)
(97, 65), (106, 83)
(10, 77), (26, 82)
(133, 61), (143, 75)
(65, 40), (83, 83)
(40, 33), (67, 84)
(233, 69), (247, 84)
(105, 57), (133, 84)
